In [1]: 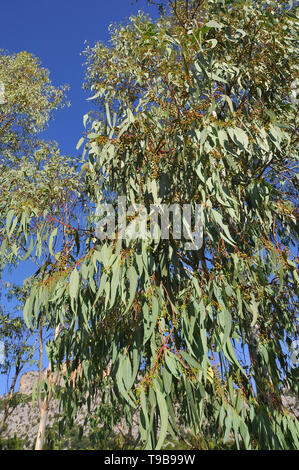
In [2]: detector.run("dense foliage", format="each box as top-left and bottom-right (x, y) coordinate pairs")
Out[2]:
(0, 50), (67, 161)
(0, 49), (70, 440)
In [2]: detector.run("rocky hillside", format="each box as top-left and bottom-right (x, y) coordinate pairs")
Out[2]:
(0, 369), (140, 450)
(1, 370), (298, 450)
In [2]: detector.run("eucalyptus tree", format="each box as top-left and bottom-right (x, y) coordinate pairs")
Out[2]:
(1, 0), (298, 450)
(0, 50), (74, 448)
(0, 50), (67, 162)
(79, 0), (298, 448)
(0, 144), (83, 449)
(0, 281), (38, 435)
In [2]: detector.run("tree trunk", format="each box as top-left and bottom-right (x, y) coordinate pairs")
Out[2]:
(34, 325), (60, 450)
(0, 365), (20, 435)
(35, 397), (49, 450)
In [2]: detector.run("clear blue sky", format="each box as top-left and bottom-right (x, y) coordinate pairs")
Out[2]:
(0, 0), (157, 156)
(0, 0), (158, 396)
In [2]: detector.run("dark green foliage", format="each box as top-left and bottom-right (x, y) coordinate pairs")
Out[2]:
(0, 0), (298, 450)
(0, 435), (27, 450)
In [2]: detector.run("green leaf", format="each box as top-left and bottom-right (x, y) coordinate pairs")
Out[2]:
(223, 339), (246, 376)
(69, 268), (79, 299)
(126, 265), (138, 311)
(83, 113), (89, 128)
(116, 355), (136, 408)
(162, 366), (172, 394)
(154, 384), (168, 450)
(6, 209), (15, 235)
(205, 20), (224, 29)
(143, 296), (159, 345)
(228, 127), (249, 150)
(165, 351), (180, 379)
(76, 136), (85, 150)
(48, 227), (58, 256)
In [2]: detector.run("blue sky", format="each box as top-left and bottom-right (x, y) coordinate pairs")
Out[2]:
(0, 0), (157, 157)
(0, 0), (158, 396)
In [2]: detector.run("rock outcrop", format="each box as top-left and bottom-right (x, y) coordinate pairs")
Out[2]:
(19, 370), (47, 395)
(0, 368), (138, 449)
(1, 370), (298, 449)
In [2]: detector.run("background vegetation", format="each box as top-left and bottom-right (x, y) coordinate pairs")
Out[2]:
(0, 0), (298, 450)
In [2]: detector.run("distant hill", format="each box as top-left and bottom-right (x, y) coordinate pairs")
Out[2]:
(0, 369), (298, 450)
